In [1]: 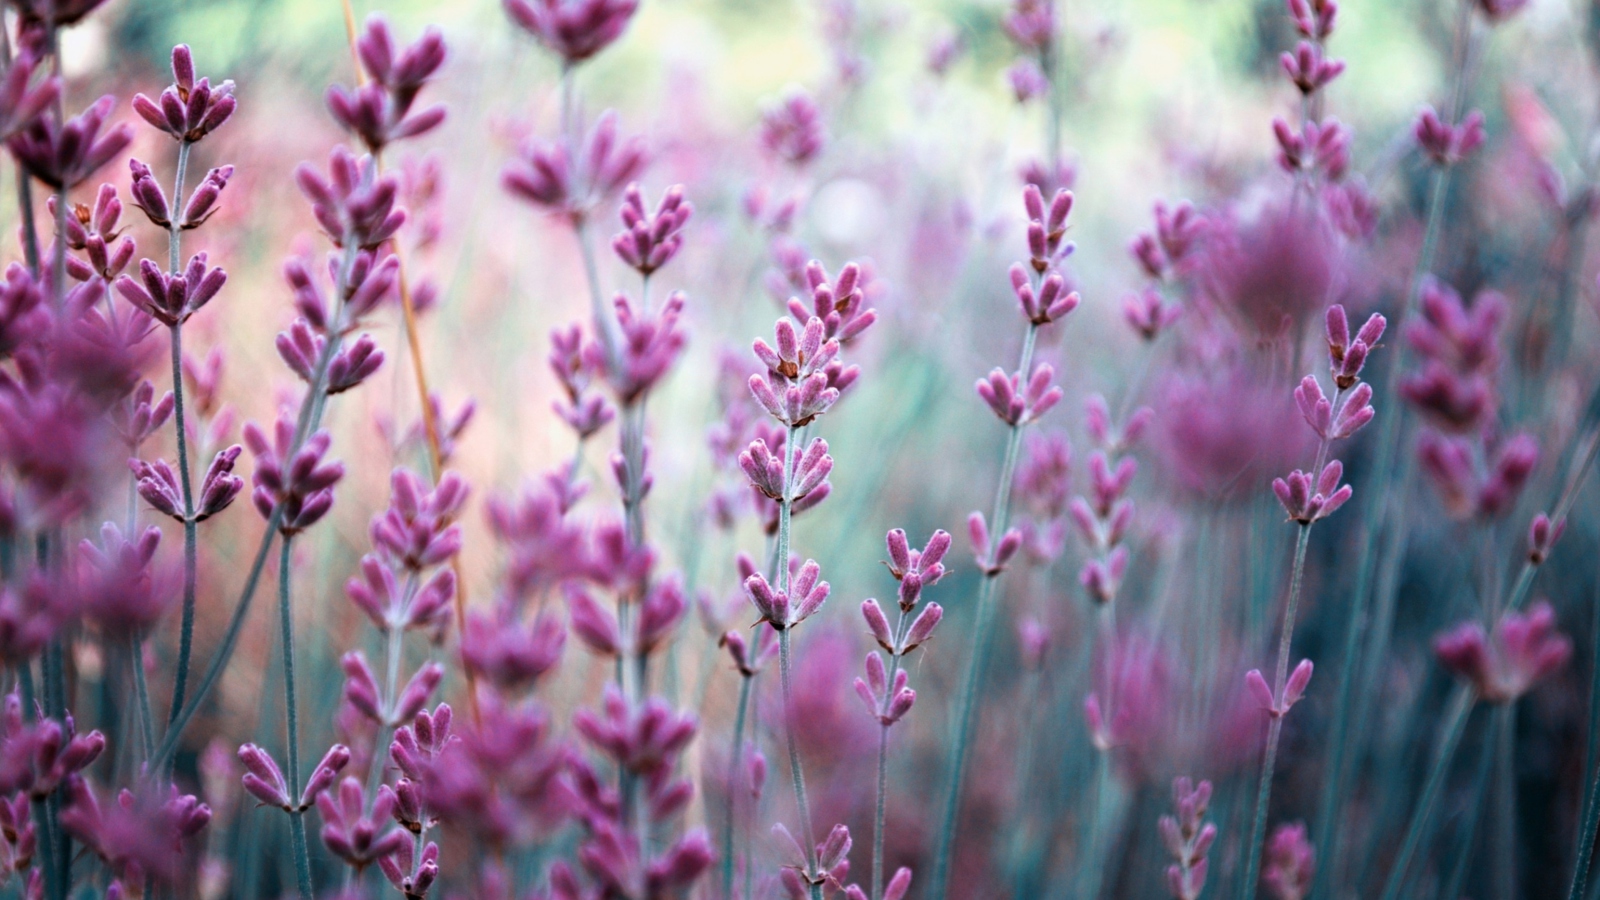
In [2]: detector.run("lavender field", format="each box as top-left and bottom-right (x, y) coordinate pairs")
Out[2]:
(0, 0), (1591, 897)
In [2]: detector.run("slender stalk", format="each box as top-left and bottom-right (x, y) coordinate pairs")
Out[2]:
(129, 636), (155, 762)
(1567, 571), (1600, 900)
(1312, 2), (1475, 878)
(871, 723), (888, 900)
(929, 322), (1040, 900)
(18, 663), (58, 900)
(278, 538), (314, 899)
(1493, 703), (1516, 900)
(14, 164), (38, 276)
(1378, 686), (1475, 900)
(720, 674), (753, 899)
(1442, 710), (1497, 900)
(153, 241), (361, 768)
(772, 421), (818, 885)
(1240, 524), (1313, 899)
(778, 627), (819, 900)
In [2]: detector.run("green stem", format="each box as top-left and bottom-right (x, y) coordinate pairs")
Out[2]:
(1240, 523), (1313, 900)
(929, 323), (1040, 900)
(779, 627), (817, 874)
(153, 241), (359, 769)
(1493, 703), (1516, 900)
(721, 674), (753, 899)
(1441, 709), (1497, 900)
(278, 538), (314, 899)
(1378, 687), (1475, 900)
(130, 636), (155, 763)
(1566, 571), (1600, 900)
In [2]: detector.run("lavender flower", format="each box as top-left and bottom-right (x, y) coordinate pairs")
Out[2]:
(612, 183), (692, 276)
(131, 45), (236, 143)
(1262, 823), (1314, 900)
(760, 90), (826, 166)
(503, 110), (648, 220)
(504, 0), (639, 65)
(1159, 778), (1217, 900)
(1434, 601), (1572, 702)
(8, 94), (133, 189)
(327, 16), (448, 153)
(1414, 107), (1486, 167)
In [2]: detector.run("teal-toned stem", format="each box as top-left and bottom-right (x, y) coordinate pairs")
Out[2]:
(1239, 523), (1313, 900)
(1493, 703), (1516, 900)
(1442, 713), (1497, 900)
(720, 674), (753, 899)
(364, 618), (406, 804)
(14, 163), (38, 276)
(772, 419), (819, 898)
(1317, 7), (1477, 893)
(154, 242), (360, 769)
(129, 635), (155, 762)
(871, 723), (889, 900)
(1567, 571), (1600, 900)
(165, 140), (201, 729)
(871, 608), (914, 900)
(1378, 687), (1475, 900)
(779, 628), (819, 900)
(278, 538), (314, 899)
(19, 662), (59, 900)
(929, 322), (1041, 900)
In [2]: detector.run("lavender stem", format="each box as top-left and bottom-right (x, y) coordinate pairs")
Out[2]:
(277, 537), (314, 899)
(930, 321), (1040, 900)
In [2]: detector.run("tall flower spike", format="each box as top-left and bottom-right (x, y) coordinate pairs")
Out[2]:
(1160, 777), (1217, 900)
(317, 777), (410, 870)
(1010, 264), (1080, 325)
(608, 291), (687, 403)
(131, 45), (236, 142)
(1022, 184), (1073, 272)
(1271, 460), (1351, 524)
(1434, 600), (1571, 702)
(502, 110), (648, 220)
(115, 254), (227, 327)
(8, 94), (133, 189)
(1280, 40), (1344, 95)
(1262, 823), (1314, 900)
(503, 0), (639, 66)
(790, 260), (877, 344)
(612, 183), (692, 276)
(327, 16), (448, 153)
(244, 415), (345, 535)
(295, 147), (407, 249)
(0, 53), (59, 142)
(1415, 107), (1486, 167)
(1324, 305), (1385, 389)
(760, 90), (826, 166)
(976, 363), (1064, 426)
(743, 559), (830, 630)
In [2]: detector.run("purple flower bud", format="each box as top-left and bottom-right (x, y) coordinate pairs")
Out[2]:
(1415, 106), (1486, 167)
(861, 598), (893, 650)
(341, 651), (383, 722)
(237, 743), (290, 809)
(181, 165), (233, 229)
(194, 445), (243, 521)
(565, 585), (621, 657)
(901, 603), (943, 654)
(292, 745), (349, 812)
(1528, 512), (1565, 564)
(10, 95), (134, 190)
